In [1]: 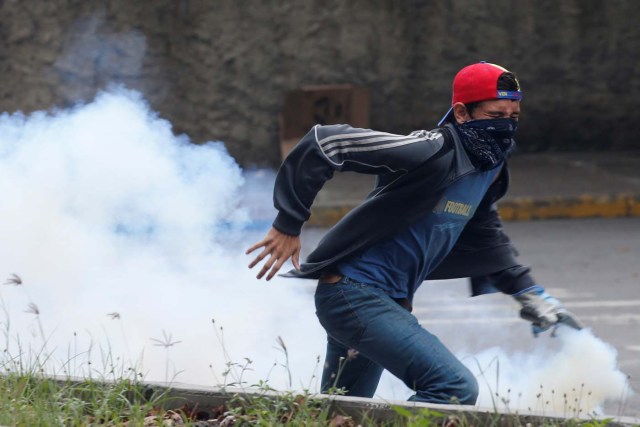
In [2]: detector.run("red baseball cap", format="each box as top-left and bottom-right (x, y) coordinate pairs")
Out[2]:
(438, 62), (522, 126)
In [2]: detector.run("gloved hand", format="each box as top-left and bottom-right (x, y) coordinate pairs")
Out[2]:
(513, 286), (583, 337)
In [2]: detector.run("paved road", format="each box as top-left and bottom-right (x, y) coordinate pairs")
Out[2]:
(301, 217), (640, 417)
(508, 217), (639, 417)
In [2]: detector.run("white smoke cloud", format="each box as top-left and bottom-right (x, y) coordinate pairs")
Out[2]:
(465, 328), (631, 415)
(0, 88), (325, 389)
(54, 11), (147, 79)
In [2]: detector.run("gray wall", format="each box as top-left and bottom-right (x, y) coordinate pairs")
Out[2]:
(1, 0), (638, 167)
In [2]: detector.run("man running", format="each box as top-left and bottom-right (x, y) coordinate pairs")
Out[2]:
(247, 62), (581, 404)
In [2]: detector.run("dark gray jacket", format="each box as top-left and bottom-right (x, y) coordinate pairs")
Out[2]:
(273, 123), (534, 296)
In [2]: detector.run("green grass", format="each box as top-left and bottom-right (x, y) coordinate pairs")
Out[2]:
(0, 363), (631, 426)
(0, 372), (165, 426)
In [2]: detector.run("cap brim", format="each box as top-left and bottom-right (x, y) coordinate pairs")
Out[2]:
(437, 107), (454, 127)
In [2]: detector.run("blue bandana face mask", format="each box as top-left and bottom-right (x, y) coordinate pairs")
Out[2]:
(459, 117), (518, 142)
(455, 118), (518, 170)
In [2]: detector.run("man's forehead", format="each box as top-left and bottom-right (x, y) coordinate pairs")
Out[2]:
(478, 99), (521, 110)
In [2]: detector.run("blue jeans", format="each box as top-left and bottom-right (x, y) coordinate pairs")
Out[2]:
(315, 276), (478, 405)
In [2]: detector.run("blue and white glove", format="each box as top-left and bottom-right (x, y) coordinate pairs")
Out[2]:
(513, 286), (583, 337)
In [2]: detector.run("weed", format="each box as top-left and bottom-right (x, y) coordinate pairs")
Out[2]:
(150, 329), (183, 384)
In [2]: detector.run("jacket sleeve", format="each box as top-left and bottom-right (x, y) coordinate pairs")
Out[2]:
(272, 124), (445, 235)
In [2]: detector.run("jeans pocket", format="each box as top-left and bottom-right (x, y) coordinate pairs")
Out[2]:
(314, 285), (343, 313)
(315, 290), (365, 347)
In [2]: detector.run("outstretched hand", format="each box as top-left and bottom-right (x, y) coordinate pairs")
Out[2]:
(246, 227), (301, 280)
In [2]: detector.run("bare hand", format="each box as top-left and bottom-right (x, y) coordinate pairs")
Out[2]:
(246, 227), (301, 280)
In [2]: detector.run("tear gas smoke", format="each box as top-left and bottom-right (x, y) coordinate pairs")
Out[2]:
(0, 89), (631, 415)
(464, 328), (631, 414)
(0, 88), (326, 389)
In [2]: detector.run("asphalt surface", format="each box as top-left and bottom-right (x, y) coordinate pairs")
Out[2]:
(301, 217), (640, 417)
(501, 217), (640, 417)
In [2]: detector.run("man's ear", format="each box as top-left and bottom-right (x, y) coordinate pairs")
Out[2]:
(453, 102), (471, 124)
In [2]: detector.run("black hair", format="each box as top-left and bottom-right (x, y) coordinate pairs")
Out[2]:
(465, 71), (520, 117)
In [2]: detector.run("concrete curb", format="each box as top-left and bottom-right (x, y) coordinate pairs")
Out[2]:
(308, 194), (640, 227)
(30, 376), (638, 425)
(498, 193), (640, 221)
(143, 382), (640, 426)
